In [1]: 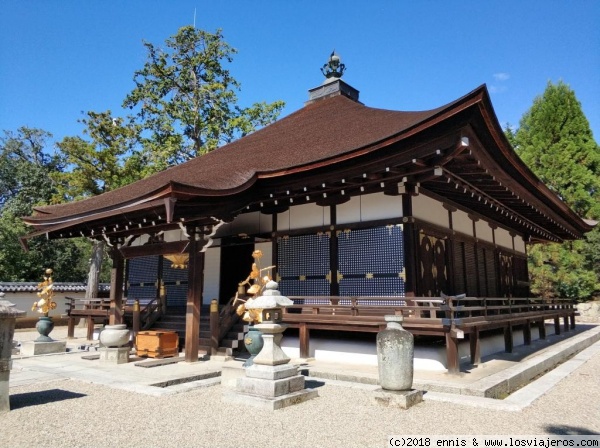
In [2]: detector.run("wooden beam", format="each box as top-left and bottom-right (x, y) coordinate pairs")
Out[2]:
(120, 240), (189, 259)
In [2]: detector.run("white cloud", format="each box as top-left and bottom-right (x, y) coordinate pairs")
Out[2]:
(489, 85), (508, 94)
(493, 72), (510, 82)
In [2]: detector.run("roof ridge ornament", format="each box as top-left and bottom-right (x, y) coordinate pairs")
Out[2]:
(321, 50), (346, 80)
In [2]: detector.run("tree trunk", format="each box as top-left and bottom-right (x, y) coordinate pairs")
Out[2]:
(78, 240), (104, 328)
(87, 240), (104, 299)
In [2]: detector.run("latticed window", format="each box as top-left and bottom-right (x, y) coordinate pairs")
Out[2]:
(127, 256), (159, 301)
(277, 233), (331, 298)
(338, 225), (405, 298)
(276, 225), (405, 299)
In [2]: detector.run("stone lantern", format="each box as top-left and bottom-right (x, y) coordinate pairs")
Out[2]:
(0, 292), (26, 414)
(224, 281), (318, 410)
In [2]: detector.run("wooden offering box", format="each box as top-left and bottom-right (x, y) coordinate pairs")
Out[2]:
(136, 330), (179, 358)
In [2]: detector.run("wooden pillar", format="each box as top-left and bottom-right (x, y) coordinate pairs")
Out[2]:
(554, 316), (561, 335)
(86, 316), (94, 340)
(570, 313), (576, 330)
(210, 299), (219, 356)
(132, 299), (140, 335)
(67, 317), (75, 339)
(469, 327), (481, 366)
(563, 316), (569, 333)
(109, 247), (124, 325)
(504, 322), (513, 353)
(330, 206), (339, 296)
(185, 232), (204, 362)
(401, 188), (417, 296)
(523, 319), (532, 345)
(445, 332), (460, 374)
(538, 319), (546, 339)
(299, 323), (310, 359)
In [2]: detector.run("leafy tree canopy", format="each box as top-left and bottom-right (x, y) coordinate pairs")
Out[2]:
(123, 26), (285, 172)
(0, 127), (91, 281)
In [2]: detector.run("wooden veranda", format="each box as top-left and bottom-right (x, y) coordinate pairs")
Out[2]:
(281, 295), (577, 373)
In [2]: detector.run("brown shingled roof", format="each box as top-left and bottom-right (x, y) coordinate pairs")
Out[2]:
(29, 93), (453, 221)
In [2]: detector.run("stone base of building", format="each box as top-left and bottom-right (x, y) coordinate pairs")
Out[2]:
(20, 340), (66, 356)
(373, 388), (423, 409)
(99, 346), (129, 364)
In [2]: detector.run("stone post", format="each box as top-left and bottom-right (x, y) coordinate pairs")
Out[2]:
(0, 293), (26, 414)
(374, 315), (423, 409)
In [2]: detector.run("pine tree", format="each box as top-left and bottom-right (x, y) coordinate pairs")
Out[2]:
(512, 81), (600, 300)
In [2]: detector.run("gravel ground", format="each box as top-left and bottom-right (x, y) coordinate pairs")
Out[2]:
(4, 343), (600, 448)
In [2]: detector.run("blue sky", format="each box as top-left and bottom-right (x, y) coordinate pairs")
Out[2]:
(1, 1), (599, 147)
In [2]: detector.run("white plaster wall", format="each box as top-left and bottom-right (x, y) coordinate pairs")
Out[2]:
(476, 220), (494, 244)
(202, 246), (221, 305)
(336, 196), (361, 225)
(452, 210), (473, 236)
(280, 324), (554, 371)
(360, 192), (403, 221)
(278, 203), (329, 231)
(495, 227), (514, 250)
(514, 235), (526, 254)
(336, 192), (403, 225)
(412, 194), (448, 227)
(4, 291), (86, 319)
(163, 229), (184, 242)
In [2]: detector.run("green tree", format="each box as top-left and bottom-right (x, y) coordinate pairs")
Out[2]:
(0, 127), (90, 281)
(512, 81), (600, 300)
(50, 26), (285, 293)
(54, 111), (141, 295)
(123, 26), (284, 173)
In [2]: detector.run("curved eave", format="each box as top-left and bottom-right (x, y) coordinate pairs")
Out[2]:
(23, 177), (258, 230)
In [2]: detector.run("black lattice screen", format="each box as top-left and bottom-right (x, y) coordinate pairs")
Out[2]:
(338, 225), (405, 297)
(127, 256), (159, 301)
(277, 233), (330, 297)
(162, 261), (188, 308)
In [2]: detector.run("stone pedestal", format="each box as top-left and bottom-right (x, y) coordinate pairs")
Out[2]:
(373, 388), (423, 409)
(0, 294), (26, 414)
(20, 340), (67, 356)
(224, 363), (318, 410)
(99, 346), (129, 364)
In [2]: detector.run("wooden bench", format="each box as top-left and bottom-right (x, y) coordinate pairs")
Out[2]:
(65, 297), (110, 340)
